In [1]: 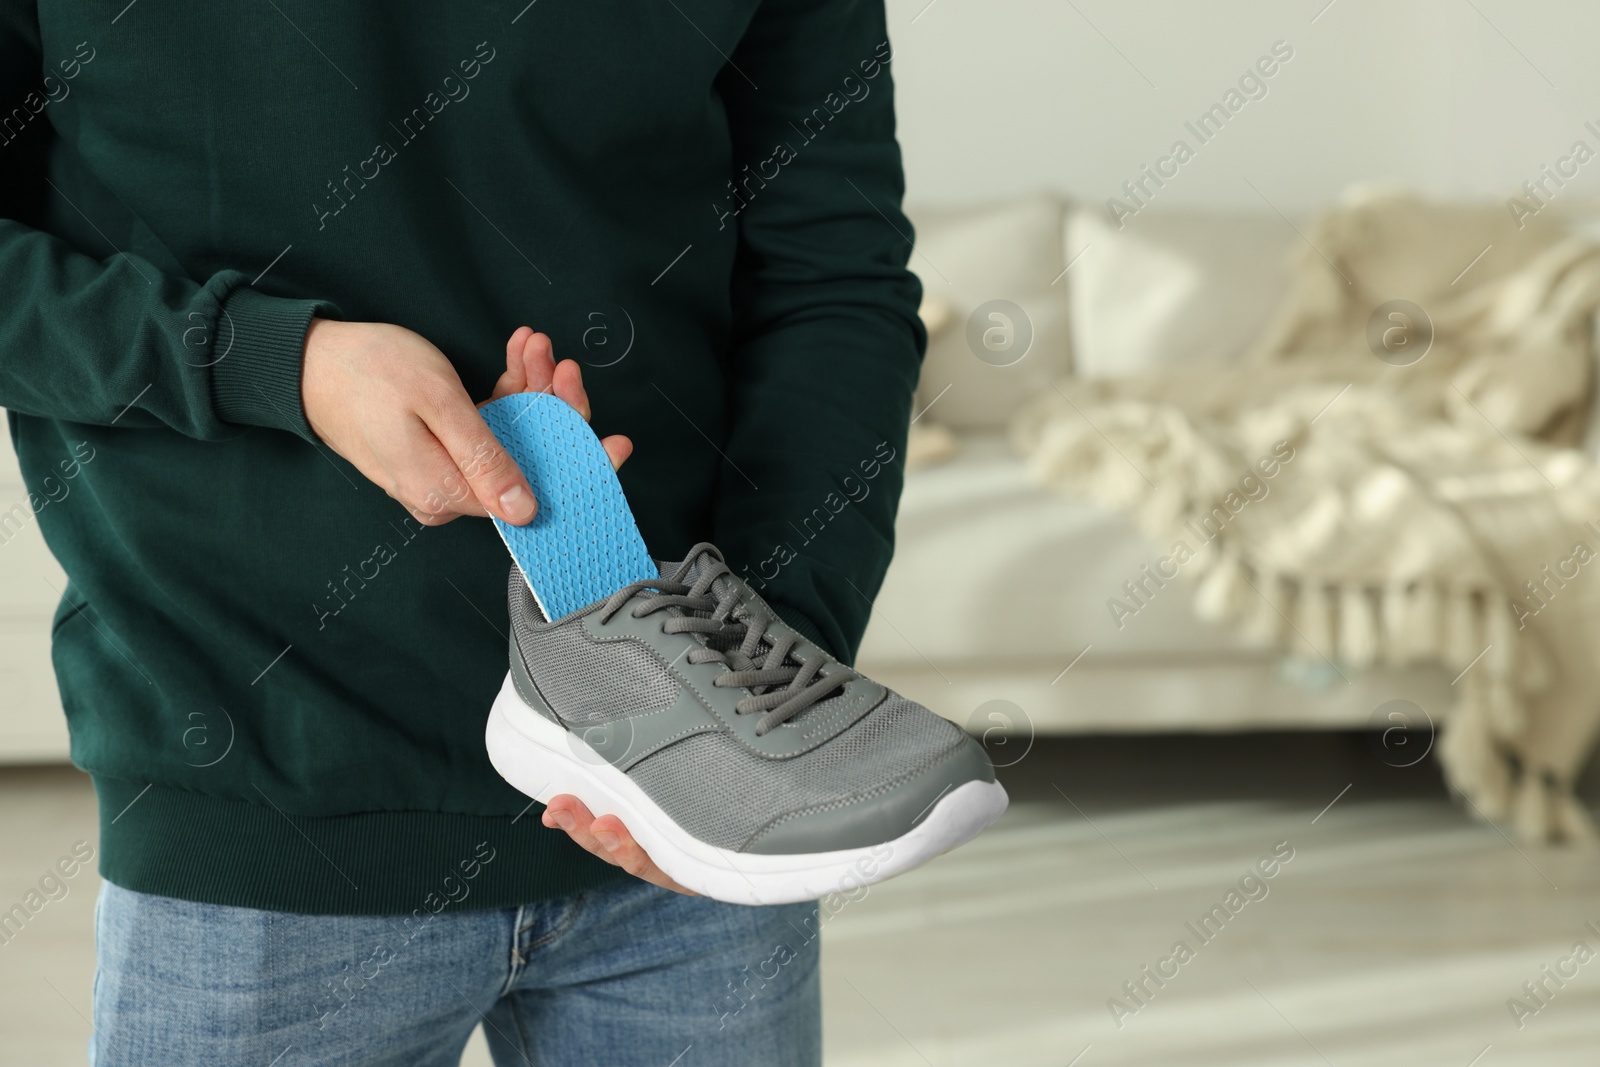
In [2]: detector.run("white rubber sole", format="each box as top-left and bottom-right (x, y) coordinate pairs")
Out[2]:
(485, 673), (1009, 906)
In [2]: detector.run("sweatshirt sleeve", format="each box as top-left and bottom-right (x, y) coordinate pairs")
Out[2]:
(0, 4), (336, 441)
(711, 0), (925, 662)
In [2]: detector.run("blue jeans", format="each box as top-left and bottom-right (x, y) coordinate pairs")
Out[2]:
(91, 877), (821, 1066)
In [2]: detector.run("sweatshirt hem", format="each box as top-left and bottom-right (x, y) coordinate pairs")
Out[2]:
(94, 777), (626, 916)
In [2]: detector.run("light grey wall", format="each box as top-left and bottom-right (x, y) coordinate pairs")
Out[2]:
(886, 0), (1600, 214)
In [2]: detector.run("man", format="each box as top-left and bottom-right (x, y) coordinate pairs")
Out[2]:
(0, 1), (923, 1064)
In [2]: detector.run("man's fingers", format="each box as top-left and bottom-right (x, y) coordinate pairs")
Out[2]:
(588, 814), (695, 893)
(551, 358), (591, 421)
(485, 329), (532, 404)
(502, 331), (595, 428)
(419, 390), (536, 525)
(600, 434), (632, 471)
(484, 329), (552, 407)
(543, 796), (598, 841)
(505, 325), (535, 371)
(516, 330), (557, 394)
(542, 797), (616, 861)
(541, 796), (695, 895)
(589, 816), (655, 879)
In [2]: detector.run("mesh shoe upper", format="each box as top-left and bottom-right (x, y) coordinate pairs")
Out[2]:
(627, 692), (969, 850)
(508, 577), (678, 725)
(506, 546), (987, 853)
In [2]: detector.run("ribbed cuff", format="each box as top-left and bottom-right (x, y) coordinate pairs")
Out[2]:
(211, 287), (339, 442)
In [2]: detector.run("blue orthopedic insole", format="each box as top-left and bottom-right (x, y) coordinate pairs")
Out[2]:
(480, 392), (655, 620)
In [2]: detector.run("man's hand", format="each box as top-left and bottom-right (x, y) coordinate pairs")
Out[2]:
(302, 321), (631, 525)
(542, 796), (697, 896)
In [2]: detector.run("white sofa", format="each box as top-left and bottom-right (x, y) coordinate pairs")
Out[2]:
(0, 425), (71, 762)
(855, 195), (1457, 738)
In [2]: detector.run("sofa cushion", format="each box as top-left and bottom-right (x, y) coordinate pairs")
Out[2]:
(906, 194), (1073, 430)
(856, 435), (1257, 667)
(1065, 206), (1297, 378)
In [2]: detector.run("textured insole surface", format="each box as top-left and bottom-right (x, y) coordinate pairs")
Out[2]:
(481, 393), (655, 620)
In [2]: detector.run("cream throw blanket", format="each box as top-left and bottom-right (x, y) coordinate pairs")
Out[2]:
(1012, 189), (1600, 843)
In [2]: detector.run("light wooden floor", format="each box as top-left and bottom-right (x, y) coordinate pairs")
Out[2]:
(3, 736), (1597, 1066)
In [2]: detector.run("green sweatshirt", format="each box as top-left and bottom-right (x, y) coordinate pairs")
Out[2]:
(0, 0), (923, 915)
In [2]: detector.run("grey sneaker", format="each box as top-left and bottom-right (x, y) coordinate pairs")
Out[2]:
(485, 543), (1008, 905)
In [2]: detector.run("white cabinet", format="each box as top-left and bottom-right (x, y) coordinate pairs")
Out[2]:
(0, 415), (71, 764)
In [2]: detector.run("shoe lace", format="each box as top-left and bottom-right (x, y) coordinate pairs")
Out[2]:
(596, 543), (850, 736)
